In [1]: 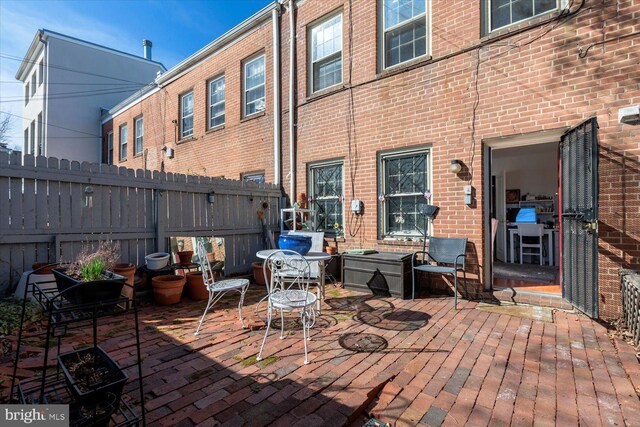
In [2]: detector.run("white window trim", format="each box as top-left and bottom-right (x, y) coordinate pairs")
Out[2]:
(134, 116), (143, 155)
(487, 0), (563, 33)
(380, 0), (431, 71)
(107, 131), (113, 164)
(243, 54), (266, 118)
(180, 91), (194, 139)
(119, 124), (128, 161)
(379, 147), (432, 239)
(309, 12), (344, 95)
(308, 159), (345, 234)
(208, 75), (225, 129)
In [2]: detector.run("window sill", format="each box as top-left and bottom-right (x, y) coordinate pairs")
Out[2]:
(133, 153), (143, 158)
(306, 84), (346, 102)
(324, 235), (346, 243)
(118, 159), (127, 163)
(177, 136), (196, 145)
(241, 111), (265, 123)
(377, 55), (433, 79)
(377, 238), (426, 248)
(206, 125), (225, 134)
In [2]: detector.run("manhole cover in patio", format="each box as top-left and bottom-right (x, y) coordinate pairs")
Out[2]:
(338, 333), (388, 353)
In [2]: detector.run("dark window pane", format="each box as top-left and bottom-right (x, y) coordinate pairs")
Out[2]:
(512, 0), (533, 22)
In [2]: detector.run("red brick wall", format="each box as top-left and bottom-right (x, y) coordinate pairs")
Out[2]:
(103, 0), (640, 319)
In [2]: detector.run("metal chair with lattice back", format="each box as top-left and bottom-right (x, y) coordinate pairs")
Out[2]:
(257, 250), (317, 364)
(412, 237), (468, 309)
(194, 241), (250, 335)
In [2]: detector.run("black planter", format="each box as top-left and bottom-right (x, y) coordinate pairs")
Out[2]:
(52, 268), (126, 307)
(59, 346), (128, 423)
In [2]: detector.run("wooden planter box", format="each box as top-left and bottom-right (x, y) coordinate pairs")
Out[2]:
(342, 252), (413, 299)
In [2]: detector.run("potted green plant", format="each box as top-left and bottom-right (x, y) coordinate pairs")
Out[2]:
(52, 242), (126, 307)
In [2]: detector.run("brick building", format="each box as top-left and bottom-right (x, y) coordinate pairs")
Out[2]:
(102, 0), (640, 320)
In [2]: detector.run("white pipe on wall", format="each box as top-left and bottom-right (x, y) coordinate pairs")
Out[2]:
(272, 7), (281, 186)
(288, 0), (296, 201)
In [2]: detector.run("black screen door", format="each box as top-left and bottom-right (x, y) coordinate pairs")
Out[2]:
(561, 117), (599, 318)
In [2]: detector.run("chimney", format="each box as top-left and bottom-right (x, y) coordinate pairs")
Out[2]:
(142, 39), (152, 60)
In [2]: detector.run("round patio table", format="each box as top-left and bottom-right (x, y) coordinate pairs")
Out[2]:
(256, 250), (331, 312)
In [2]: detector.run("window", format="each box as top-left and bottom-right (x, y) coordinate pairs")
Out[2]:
(380, 149), (431, 237)
(31, 74), (36, 96)
(309, 161), (343, 234)
(25, 83), (29, 105)
(39, 60), (44, 86)
(29, 121), (35, 155)
(209, 76), (225, 128)
(24, 128), (28, 154)
(37, 112), (43, 156)
(107, 132), (113, 164)
(242, 172), (265, 184)
(180, 91), (194, 139)
(309, 13), (343, 93)
(119, 124), (128, 161)
(487, 0), (558, 32)
(381, 0), (428, 69)
(243, 55), (265, 117)
(134, 116), (143, 155)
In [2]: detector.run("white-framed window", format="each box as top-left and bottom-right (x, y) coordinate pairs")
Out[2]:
(39, 60), (44, 86)
(30, 74), (36, 96)
(37, 112), (43, 156)
(134, 116), (143, 155)
(180, 91), (194, 139)
(24, 83), (29, 105)
(243, 54), (265, 117)
(379, 148), (431, 238)
(209, 75), (225, 128)
(29, 121), (35, 155)
(119, 124), (128, 161)
(23, 128), (28, 154)
(381, 0), (428, 69)
(309, 13), (343, 94)
(241, 171), (265, 184)
(309, 161), (344, 234)
(107, 131), (113, 165)
(487, 0), (559, 32)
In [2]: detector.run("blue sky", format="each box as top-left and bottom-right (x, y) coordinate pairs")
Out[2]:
(0, 0), (272, 149)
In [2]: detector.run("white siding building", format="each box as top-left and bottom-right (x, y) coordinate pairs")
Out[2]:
(15, 30), (165, 163)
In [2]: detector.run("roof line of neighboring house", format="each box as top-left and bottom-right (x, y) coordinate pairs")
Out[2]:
(102, 1), (282, 123)
(15, 28), (167, 81)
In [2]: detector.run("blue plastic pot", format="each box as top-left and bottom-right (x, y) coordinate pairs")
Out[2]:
(278, 234), (312, 255)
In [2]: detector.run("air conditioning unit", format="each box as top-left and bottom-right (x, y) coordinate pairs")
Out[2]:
(618, 105), (640, 126)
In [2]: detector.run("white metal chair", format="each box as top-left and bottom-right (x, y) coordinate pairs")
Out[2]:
(517, 224), (544, 265)
(281, 231), (325, 310)
(257, 250), (317, 364)
(194, 241), (250, 335)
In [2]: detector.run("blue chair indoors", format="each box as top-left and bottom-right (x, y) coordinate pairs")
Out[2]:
(412, 237), (468, 309)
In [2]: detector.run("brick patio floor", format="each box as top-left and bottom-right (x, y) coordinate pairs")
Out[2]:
(9, 285), (640, 426)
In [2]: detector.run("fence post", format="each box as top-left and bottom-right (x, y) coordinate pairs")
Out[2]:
(155, 189), (168, 252)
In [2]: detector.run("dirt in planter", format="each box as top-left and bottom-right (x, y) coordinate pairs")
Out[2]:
(65, 353), (119, 394)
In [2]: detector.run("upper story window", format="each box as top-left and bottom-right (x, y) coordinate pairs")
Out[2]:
(23, 128), (28, 154)
(24, 83), (29, 105)
(379, 148), (431, 238)
(243, 54), (265, 117)
(39, 60), (44, 86)
(209, 75), (225, 128)
(30, 74), (36, 96)
(37, 112), (43, 156)
(381, 0), (428, 69)
(180, 91), (194, 139)
(29, 121), (35, 155)
(119, 124), (128, 161)
(309, 161), (344, 235)
(488, 0), (559, 32)
(242, 171), (266, 184)
(309, 13), (343, 94)
(107, 132), (113, 165)
(134, 116), (143, 155)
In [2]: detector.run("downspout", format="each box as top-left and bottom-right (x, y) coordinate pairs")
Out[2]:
(288, 0), (296, 201)
(272, 6), (281, 187)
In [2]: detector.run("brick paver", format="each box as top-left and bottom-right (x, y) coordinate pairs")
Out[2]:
(7, 285), (640, 426)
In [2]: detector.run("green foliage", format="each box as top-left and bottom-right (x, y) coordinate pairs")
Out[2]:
(67, 241), (120, 282)
(0, 298), (41, 336)
(79, 258), (108, 282)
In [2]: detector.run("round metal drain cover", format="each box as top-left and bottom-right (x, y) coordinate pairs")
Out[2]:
(338, 333), (388, 353)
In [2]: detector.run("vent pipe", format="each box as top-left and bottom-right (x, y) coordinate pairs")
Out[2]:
(143, 39), (152, 60)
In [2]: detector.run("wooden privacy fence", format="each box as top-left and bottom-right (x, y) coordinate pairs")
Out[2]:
(0, 152), (281, 294)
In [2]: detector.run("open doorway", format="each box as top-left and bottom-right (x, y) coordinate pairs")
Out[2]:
(490, 142), (561, 295)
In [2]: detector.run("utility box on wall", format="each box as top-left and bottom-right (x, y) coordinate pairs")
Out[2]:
(342, 252), (413, 299)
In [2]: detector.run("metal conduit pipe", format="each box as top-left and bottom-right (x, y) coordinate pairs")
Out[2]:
(272, 6), (281, 186)
(288, 0), (296, 201)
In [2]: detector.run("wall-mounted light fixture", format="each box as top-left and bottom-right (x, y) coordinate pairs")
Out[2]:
(450, 160), (462, 174)
(207, 192), (215, 204)
(162, 145), (174, 159)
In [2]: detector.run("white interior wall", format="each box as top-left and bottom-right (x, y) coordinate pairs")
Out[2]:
(492, 142), (558, 199)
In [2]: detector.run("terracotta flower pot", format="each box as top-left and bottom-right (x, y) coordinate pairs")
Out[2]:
(186, 271), (209, 300)
(151, 275), (186, 305)
(113, 263), (136, 299)
(177, 251), (194, 265)
(252, 261), (271, 286)
(325, 246), (338, 255)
